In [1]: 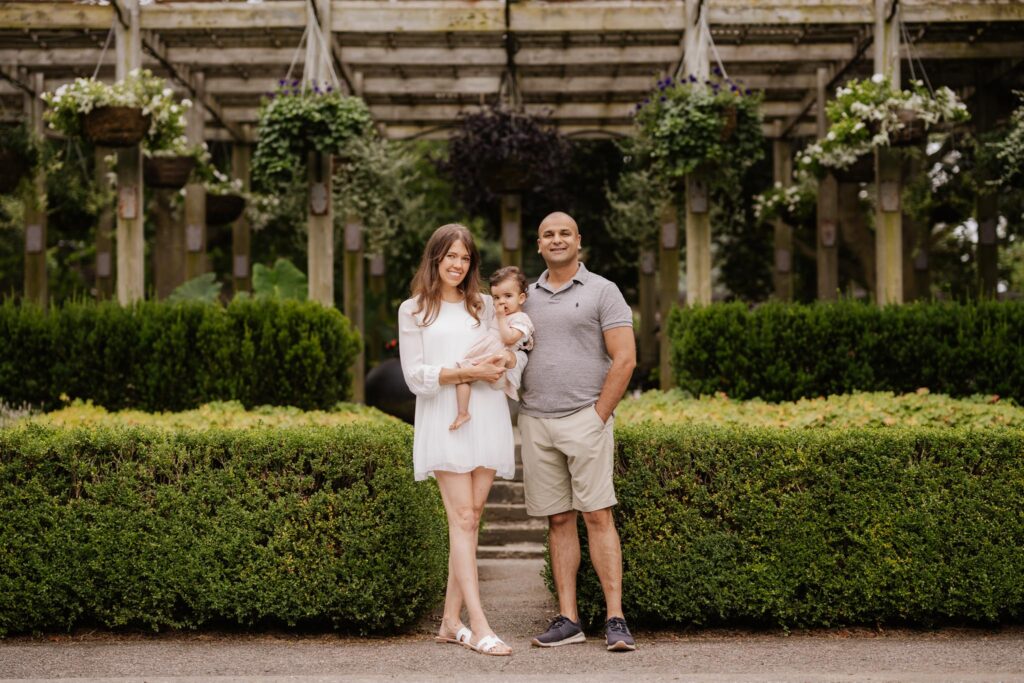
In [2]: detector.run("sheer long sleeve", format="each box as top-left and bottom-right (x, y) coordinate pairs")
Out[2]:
(398, 299), (442, 397)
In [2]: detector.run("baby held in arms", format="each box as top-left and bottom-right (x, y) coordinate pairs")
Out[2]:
(450, 266), (534, 430)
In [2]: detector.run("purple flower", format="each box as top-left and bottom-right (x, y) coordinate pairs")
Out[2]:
(326, 86), (334, 93)
(278, 78), (286, 86)
(660, 96), (667, 102)
(712, 66), (722, 76)
(292, 79), (300, 87)
(745, 88), (752, 96)
(688, 74), (697, 83)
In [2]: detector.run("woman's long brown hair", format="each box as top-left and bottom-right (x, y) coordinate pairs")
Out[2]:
(411, 223), (484, 327)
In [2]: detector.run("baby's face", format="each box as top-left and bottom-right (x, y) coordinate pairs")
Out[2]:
(492, 278), (526, 315)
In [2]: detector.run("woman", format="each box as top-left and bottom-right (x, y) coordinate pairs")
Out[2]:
(398, 224), (518, 656)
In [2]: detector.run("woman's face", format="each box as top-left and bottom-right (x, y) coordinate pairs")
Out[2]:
(437, 238), (471, 291)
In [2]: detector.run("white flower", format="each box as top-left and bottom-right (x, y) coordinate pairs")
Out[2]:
(181, 99), (192, 108)
(872, 73), (885, 84)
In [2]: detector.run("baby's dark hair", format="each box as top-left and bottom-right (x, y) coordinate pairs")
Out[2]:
(489, 266), (528, 297)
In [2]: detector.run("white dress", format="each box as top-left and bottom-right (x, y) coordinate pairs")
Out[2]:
(398, 294), (517, 481)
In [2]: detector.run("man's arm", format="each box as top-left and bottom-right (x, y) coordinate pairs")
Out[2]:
(594, 326), (636, 423)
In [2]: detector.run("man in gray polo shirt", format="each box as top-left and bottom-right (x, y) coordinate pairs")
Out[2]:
(514, 211), (637, 652)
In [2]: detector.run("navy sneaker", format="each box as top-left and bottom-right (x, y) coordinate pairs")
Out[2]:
(605, 616), (636, 651)
(531, 614), (586, 647)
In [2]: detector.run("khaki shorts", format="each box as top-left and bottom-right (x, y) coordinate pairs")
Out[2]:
(518, 406), (617, 517)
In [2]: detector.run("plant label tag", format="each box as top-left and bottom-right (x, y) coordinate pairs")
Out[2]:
(370, 252), (386, 277)
(687, 177), (709, 213)
(345, 221), (363, 251)
(820, 220), (837, 248)
(25, 224), (43, 253)
(233, 254), (249, 278)
(186, 224), (203, 252)
(118, 185), (137, 219)
(310, 182), (329, 215)
(660, 221), (678, 250)
(880, 181), (900, 212)
(775, 248), (792, 273)
(502, 220), (520, 251)
(97, 251), (112, 277)
(640, 249), (656, 275)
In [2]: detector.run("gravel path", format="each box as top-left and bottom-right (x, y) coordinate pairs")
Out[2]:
(2, 559), (1023, 682)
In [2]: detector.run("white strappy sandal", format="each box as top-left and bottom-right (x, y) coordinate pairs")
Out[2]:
(465, 634), (512, 656)
(434, 625), (472, 646)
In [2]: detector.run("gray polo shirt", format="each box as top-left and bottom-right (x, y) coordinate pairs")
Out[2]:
(518, 262), (633, 418)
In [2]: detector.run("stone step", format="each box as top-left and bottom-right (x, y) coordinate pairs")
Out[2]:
(480, 520), (548, 546)
(477, 542), (546, 560)
(484, 502), (532, 523)
(487, 480), (524, 504)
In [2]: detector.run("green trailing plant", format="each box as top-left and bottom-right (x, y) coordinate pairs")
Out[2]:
(41, 69), (189, 151)
(0, 418), (447, 635)
(991, 91), (1024, 189)
(632, 70), (764, 186)
(800, 75), (970, 173)
(252, 80), (374, 190)
(666, 301), (1024, 402)
(604, 162), (669, 255)
(752, 169), (817, 225)
(563, 422), (1024, 628)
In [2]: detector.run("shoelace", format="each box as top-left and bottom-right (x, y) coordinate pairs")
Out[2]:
(549, 615), (570, 630)
(607, 618), (629, 633)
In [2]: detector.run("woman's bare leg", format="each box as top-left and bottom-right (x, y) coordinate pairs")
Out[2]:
(434, 468), (509, 653)
(450, 383), (472, 430)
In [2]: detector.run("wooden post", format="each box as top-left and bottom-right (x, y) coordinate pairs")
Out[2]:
(500, 194), (523, 269)
(94, 147), (115, 299)
(638, 247), (657, 377)
(772, 120), (793, 300)
(152, 189), (179, 299)
(838, 182), (876, 297)
(184, 70), (207, 282)
(815, 67), (839, 301)
(368, 252), (387, 365)
(974, 84), (999, 298)
(343, 214), (365, 403)
(115, 0), (144, 304)
(23, 72), (47, 307)
(231, 125), (252, 295)
(659, 202), (680, 391)
(307, 152), (334, 305)
(683, 0), (712, 307)
(874, 0), (903, 305)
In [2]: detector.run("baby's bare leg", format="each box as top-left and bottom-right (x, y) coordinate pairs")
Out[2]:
(450, 382), (472, 430)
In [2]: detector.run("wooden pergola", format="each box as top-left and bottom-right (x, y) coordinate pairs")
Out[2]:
(2, 0), (1023, 393)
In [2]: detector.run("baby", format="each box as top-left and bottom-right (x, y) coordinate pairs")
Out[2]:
(450, 266), (534, 430)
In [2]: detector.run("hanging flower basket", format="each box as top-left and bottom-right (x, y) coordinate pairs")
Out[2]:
(206, 193), (246, 225)
(82, 106), (151, 147)
(888, 109), (928, 147)
(0, 149), (28, 194)
(143, 155), (196, 189)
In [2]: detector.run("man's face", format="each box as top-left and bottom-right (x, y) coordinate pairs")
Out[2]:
(537, 220), (581, 268)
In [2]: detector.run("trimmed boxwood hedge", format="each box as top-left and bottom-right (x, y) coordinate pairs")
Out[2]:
(0, 298), (361, 412)
(667, 301), (1024, 402)
(0, 421), (446, 636)
(567, 423), (1024, 628)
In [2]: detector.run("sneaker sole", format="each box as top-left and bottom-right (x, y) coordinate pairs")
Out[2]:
(607, 640), (636, 652)
(531, 632), (587, 647)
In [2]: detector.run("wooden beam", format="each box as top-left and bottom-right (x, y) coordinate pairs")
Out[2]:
(139, 1), (305, 30)
(0, 2), (112, 30)
(142, 31), (244, 142)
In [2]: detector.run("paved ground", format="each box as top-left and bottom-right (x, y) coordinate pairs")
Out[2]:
(2, 559), (1024, 683)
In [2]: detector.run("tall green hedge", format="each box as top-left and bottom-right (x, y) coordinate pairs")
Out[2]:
(0, 298), (361, 411)
(567, 423), (1024, 628)
(0, 421), (446, 635)
(667, 301), (1024, 402)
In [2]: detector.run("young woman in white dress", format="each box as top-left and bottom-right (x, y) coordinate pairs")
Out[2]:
(398, 224), (518, 656)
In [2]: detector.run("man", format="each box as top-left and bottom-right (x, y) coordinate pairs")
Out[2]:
(513, 211), (637, 652)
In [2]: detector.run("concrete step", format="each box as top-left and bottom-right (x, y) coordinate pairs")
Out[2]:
(484, 502), (532, 523)
(488, 480), (525, 504)
(477, 542), (546, 559)
(480, 520), (547, 546)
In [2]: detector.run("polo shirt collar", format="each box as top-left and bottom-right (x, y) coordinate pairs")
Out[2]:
(536, 262), (590, 293)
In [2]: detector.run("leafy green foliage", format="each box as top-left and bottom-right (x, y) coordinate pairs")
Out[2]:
(563, 423), (1024, 628)
(992, 91), (1024, 189)
(252, 258), (308, 300)
(0, 298), (361, 411)
(667, 301), (1024, 402)
(252, 84), (373, 190)
(168, 273), (223, 303)
(0, 420), (446, 635)
(633, 71), (764, 186)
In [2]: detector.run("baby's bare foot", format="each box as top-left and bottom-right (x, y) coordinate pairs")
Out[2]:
(449, 413), (471, 430)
